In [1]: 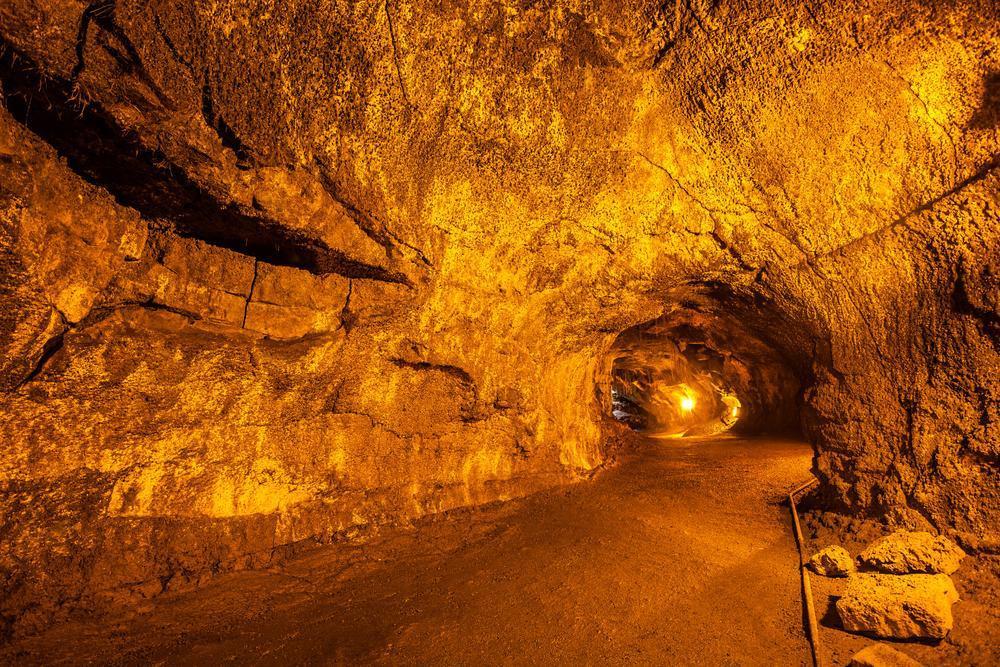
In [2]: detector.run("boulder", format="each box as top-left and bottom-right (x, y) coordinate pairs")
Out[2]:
(808, 545), (856, 577)
(836, 573), (959, 640)
(849, 644), (923, 667)
(859, 530), (966, 575)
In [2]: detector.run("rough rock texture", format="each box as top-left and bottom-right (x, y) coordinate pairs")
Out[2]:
(1, 0), (999, 640)
(837, 573), (960, 640)
(860, 530), (967, 575)
(809, 545), (856, 577)
(849, 644), (923, 667)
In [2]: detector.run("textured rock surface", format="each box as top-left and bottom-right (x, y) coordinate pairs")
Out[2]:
(809, 545), (856, 577)
(837, 573), (960, 640)
(1, 0), (998, 640)
(860, 530), (967, 575)
(849, 644), (923, 667)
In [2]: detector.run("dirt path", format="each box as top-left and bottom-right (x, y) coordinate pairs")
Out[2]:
(4, 437), (814, 666)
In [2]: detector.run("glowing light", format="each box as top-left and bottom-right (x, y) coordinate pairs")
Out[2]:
(680, 396), (695, 412)
(731, 406), (739, 417)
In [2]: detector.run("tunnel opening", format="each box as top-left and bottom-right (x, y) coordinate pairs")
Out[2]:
(609, 330), (743, 437)
(601, 286), (807, 440)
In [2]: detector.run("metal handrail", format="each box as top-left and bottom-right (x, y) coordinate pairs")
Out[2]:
(787, 478), (823, 667)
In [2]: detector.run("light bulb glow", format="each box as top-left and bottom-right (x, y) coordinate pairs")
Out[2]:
(680, 396), (695, 412)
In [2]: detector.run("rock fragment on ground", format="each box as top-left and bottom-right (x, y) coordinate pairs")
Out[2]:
(849, 643), (923, 667)
(859, 530), (966, 575)
(836, 573), (959, 640)
(808, 545), (855, 577)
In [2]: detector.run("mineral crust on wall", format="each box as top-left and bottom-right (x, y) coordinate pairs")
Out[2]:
(1, 0), (998, 639)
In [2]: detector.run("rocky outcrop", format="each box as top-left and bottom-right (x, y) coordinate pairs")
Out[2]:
(836, 573), (960, 640)
(1, 0), (998, 640)
(859, 530), (966, 575)
(808, 545), (856, 577)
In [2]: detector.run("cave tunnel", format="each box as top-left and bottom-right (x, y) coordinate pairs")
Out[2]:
(1, 0), (998, 664)
(602, 285), (805, 440)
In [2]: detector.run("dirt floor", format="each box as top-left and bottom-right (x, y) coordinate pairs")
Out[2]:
(2, 435), (814, 665)
(5, 435), (998, 666)
(7, 438), (1000, 665)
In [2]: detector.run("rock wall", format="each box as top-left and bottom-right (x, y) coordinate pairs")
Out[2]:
(1, 0), (998, 638)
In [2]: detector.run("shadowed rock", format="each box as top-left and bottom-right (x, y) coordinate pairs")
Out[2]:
(808, 545), (856, 577)
(849, 643), (923, 667)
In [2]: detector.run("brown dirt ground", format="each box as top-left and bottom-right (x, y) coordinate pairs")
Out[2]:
(3, 435), (814, 666)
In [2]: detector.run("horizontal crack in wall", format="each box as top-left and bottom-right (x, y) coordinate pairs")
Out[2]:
(0, 43), (410, 285)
